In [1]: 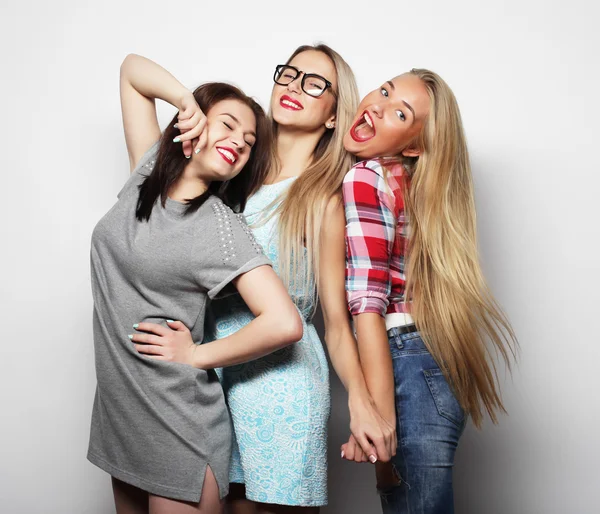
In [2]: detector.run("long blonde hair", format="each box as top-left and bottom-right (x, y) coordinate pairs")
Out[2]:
(402, 69), (517, 427)
(269, 44), (359, 304)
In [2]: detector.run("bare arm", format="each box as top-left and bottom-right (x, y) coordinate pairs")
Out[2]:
(193, 266), (303, 368)
(319, 197), (367, 394)
(132, 266), (303, 369)
(119, 54), (194, 171)
(353, 313), (396, 423)
(319, 197), (396, 462)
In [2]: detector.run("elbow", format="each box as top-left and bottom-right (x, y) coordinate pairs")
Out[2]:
(120, 54), (138, 78)
(273, 308), (303, 348)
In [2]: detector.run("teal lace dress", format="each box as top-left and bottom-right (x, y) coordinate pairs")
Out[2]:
(208, 178), (330, 506)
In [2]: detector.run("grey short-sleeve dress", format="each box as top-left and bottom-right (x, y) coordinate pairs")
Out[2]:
(87, 143), (270, 502)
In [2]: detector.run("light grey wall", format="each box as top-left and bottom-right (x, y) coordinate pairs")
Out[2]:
(1, 1), (598, 513)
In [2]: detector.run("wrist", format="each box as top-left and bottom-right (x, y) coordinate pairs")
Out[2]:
(191, 344), (208, 369)
(347, 385), (374, 412)
(175, 89), (194, 111)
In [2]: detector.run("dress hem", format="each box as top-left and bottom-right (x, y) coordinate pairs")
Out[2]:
(236, 481), (327, 508)
(88, 451), (229, 502)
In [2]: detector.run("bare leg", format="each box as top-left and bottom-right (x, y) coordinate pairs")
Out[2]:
(112, 477), (149, 514)
(149, 466), (223, 514)
(226, 483), (257, 514)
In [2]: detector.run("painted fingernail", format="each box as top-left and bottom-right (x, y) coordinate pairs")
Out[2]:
(166, 319), (174, 323)
(174, 123), (179, 129)
(173, 137), (181, 143)
(185, 154), (191, 159)
(133, 323), (139, 329)
(194, 148), (201, 154)
(128, 335), (133, 340)
(341, 451), (345, 459)
(369, 455), (377, 463)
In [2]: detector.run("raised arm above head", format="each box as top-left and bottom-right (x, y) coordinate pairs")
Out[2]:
(119, 54), (204, 171)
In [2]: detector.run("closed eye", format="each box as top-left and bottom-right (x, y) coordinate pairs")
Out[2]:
(245, 140), (254, 148)
(223, 122), (233, 130)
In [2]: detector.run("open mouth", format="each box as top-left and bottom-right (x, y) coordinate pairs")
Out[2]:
(280, 95), (303, 111)
(216, 146), (238, 165)
(350, 111), (375, 142)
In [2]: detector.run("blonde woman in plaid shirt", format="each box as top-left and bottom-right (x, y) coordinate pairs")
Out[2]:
(340, 70), (517, 513)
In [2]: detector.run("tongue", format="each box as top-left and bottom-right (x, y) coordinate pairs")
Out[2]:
(354, 121), (374, 139)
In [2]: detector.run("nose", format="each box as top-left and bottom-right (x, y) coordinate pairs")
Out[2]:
(371, 103), (383, 119)
(230, 132), (243, 148)
(286, 73), (303, 94)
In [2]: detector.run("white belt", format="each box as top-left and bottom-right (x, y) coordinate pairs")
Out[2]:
(385, 312), (415, 331)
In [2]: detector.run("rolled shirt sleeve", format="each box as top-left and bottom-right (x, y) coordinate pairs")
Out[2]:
(343, 163), (396, 317)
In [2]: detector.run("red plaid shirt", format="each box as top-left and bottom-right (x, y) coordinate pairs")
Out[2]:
(343, 159), (410, 317)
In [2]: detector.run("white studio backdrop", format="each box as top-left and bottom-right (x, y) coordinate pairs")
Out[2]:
(1, 1), (598, 512)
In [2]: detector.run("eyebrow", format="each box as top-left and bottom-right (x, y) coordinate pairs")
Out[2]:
(402, 101), (416, 120)
(220, 113), (256, 137)
(386, 80), (416, 120)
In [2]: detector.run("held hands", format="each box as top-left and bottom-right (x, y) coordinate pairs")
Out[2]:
(341, 393), (397, 464)
(173, 92), (208, 158)
(130, 320), (197, 366)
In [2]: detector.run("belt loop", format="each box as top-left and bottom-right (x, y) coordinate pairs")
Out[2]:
(388, 327), (404, 349)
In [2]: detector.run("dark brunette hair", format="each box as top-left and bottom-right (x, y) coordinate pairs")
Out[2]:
(136, 82), (272, 221)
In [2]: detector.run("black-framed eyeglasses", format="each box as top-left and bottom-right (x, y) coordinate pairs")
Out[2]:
(273, 64), (335, 98)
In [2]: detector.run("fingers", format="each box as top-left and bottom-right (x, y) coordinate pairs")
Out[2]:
(130, 333), (162, 346)
(174, 116), (207, 143)
(374, 436), (389, 463)
(177, 109), (204, 130)
(133, 344), (165, 357)
(357, 447), (368, 463)
(194, 130), (208, 155)
(345, 436), (368, 463)
(182, 139), (193, 159)
(352, 437), (368, 463)
(166, 320), (189, 332)
(390, 429), (398, 458)
(342, 438), (355, 461)
(133, 322), (169, 337)
(356, 432), (382, 463)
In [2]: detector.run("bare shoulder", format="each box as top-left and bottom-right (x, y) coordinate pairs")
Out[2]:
(319, 194), (346, 246)
(324, 194), (343, 219)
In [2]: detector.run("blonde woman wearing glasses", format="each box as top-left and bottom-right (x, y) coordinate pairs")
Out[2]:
(144, 44), (396, 513)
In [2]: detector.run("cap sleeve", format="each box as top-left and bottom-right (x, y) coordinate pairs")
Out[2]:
(117, 141), (160, 199)
(195, 199), (271, 299)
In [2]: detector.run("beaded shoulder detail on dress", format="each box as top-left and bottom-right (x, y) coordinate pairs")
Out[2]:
(143, 159), (156, 171)
(211, 199), (263, 264)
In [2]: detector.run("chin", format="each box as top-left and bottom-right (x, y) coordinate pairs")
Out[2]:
(343, 135), (361, 156)
(272, 107), (305, 126)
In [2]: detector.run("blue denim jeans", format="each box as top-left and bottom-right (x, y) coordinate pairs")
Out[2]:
(379, 328), (466, 514)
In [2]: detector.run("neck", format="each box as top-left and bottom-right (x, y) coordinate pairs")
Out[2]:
(168, 161), (210, 202)
(275, 125), (326, 180)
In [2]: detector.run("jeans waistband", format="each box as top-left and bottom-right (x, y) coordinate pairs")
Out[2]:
(387, 323), (418, 338)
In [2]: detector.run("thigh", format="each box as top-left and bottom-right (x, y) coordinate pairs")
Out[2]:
(388, 332), (466, 514)
(112, 477), (149, 514)
(149, 466), (223, 514)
